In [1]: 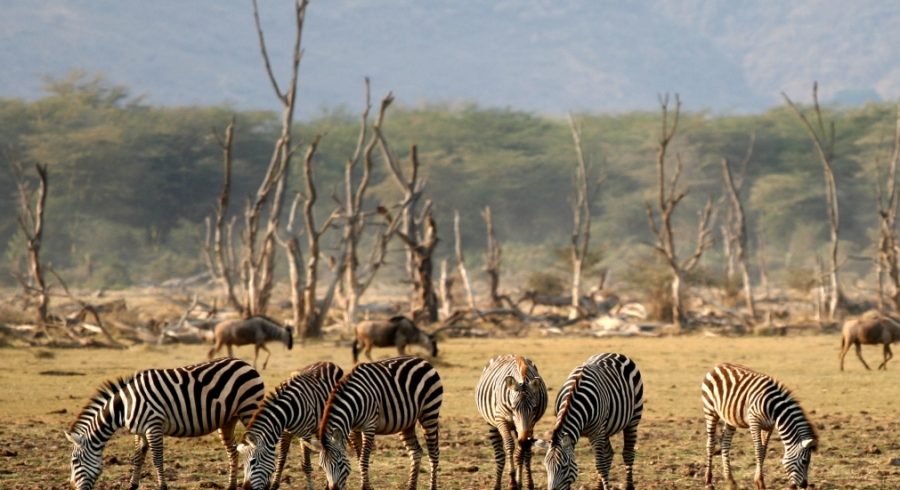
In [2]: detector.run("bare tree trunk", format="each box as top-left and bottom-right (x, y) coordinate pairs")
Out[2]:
(439, 259), (453, 319)
(783, 83), (842, 319)
(756, 220), (771, 301)
(12, 161), (49, 326)
(207, 118), (242, 312)
(644, 95), (714, 331)
(453, 210), (477, 312)
(482, 206), (503, 308)
(568, 115), (592, 320)
(876, 103), (900, 312)
(721, 157), (756, 319)
(279, 194), (305, 336)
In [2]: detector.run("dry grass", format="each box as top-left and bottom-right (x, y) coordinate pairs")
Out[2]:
(0, 335), (897, 489)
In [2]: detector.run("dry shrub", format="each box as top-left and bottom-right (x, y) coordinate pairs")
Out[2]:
(621, 256), (673, 322)
(524, 271), (566, 296)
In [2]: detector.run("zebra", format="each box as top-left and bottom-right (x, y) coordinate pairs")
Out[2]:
(238, 361), (344, 490)
(474, 354), (548, 490)
(64, 357), (265, 490)
(702, 362), (818, 490)
(536, 352), (644, 490)
(308, 355), (443, 490)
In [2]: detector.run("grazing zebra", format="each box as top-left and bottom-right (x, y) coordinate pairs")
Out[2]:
(309, 356), (443, 490)
(702, 363), (818, 489)
(238, 361), (344, 490)
(65, 358), (265, 490)
(537, 353), (644, 490)
(475, 354), (548, 490)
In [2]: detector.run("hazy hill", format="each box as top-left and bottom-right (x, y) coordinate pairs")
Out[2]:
(2, 1), (898, 115)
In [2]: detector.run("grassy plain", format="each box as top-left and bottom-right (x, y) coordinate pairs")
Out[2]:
(0, 335), (897, 489)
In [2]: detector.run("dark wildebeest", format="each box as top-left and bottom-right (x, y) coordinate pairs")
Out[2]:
(208, 315), (293, 370)
(351, 315), (437, 364)
(839, 309), (900, 371)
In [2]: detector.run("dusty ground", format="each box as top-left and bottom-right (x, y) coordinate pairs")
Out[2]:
(0, 335), (897, 489)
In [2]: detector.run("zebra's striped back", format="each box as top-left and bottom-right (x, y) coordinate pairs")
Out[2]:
(239, 361), (344, 490)
(544, 352), (643, 490)
(317, 356), (443, 490)
(702, 363), (817, 488)
(66, 358), (265, 490)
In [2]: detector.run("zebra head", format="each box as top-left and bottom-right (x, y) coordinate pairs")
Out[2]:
(504, 375), (544, 442)
(64, 431), (102, 490)
(237, 434), (276, 490)
(782, 437), (816, 489)
(538, 433), (578, 490)
(309, 434), (351, 490)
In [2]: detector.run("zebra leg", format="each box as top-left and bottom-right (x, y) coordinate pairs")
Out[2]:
(271, 432), (293, 490)
(497, 422), (519, 489)
(299, 437), (314, 490)
(147, 426), (167, 490)
(129, 434), (149, 490)
(423, 417), (440, 490)
(622, 422), (639, 490)
(219, 417), (239, 490)
(855, 342), (871, 370)
(401, 427), (423, 490)
(359, 430), (376, 490)
(488, 426), (506, 490)
(590, 436), (614, 490)
(704, 412), (719, 487)
(350, 430), (364, 460)
(520, 438), (535, 490)
(749, 421), (767, 489)
(720, 424), (738, 490)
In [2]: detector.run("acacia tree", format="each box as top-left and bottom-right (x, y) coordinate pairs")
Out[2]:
(782, 83), (843, 319)
(645, 95), (715, 331)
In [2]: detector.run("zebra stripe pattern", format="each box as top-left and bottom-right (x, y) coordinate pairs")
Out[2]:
(65, 358), (265, 490)
(238, 361), (344, 490)
(475, 354), (548, 490)
(702, 363), (817, 489)
(541, 353), (644, 490)
(315, 356), (443, 490)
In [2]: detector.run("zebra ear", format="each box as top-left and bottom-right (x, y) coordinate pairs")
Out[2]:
(527, 378), (542, 391)
(236, 442), (249, 454)
(801, 438), (816, 450)
(302, 439), (323, 453)
(532, 438), (550, 450)
(560, 433), (575, 449)
(64, 430), (82, 446)
(504, 376), (520, 391)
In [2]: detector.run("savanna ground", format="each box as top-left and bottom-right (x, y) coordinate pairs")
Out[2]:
(0, 335), (897, 489)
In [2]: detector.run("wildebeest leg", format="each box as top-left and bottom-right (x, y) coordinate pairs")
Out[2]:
(226, 344), (234, 358)
(398, 343), (407, 356)
(364, 341), (374, 362)
(855, 342), (872, 370)
(208, 341), (221, 360)
(259, 344), (272, 370)
(879, 343), (893, 370)
(839, 337), (851, 371)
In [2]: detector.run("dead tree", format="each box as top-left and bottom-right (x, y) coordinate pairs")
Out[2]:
(278, 194), (305, 336)
(568, 115), (593, 320)
(453, 210), (477, 312)
(875, 103), (900, 311)
(374, 104), (439, 322)
(782, 83), (843, 319)
(337, 83), (407, 329)
(645, 95), (715, 330)
(482, 206), (504, 308)
(237, 0), (307, 316)
(721, 155), (756, 320)
(718, 133), (754, 281)
(204, 117), (241, 312)
(11, 161), (49, 326)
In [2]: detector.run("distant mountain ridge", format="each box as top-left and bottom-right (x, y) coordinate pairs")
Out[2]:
(2, 0), (898, 116)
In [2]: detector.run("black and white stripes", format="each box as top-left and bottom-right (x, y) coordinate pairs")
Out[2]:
(315, 355), (443, 490)
(540, 353), (644, 490)
(65, 357), (265, 490)
(475, 354), (548, 490)
(702, 362), (817, 489)
(238, 361), (344, 490)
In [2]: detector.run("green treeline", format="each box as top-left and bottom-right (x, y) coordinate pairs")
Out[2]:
(1, 73), (897, 290)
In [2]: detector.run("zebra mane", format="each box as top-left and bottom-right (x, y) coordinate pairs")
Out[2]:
(247, 362), (326, 430)
(69, 375), (133, 433)
(551, 368), (585, 443)
(318, 366), (360, 441)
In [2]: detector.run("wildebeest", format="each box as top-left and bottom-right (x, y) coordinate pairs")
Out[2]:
(351, 315), (437, 364)
(208, 315), (293, 369)
(839, 309), (900, 371)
